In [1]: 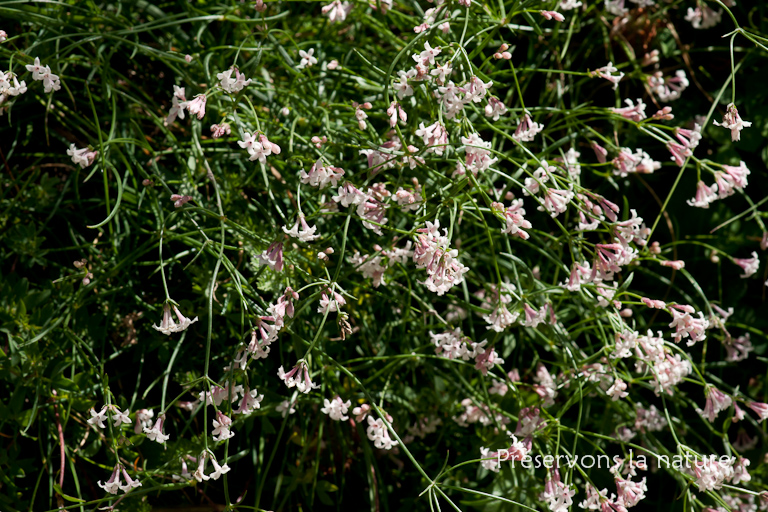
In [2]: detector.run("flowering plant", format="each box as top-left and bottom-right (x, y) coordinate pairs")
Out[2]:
(2, 0), (768, 511)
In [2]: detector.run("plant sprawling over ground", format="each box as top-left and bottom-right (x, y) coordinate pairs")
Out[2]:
(2, 0), (768, 511)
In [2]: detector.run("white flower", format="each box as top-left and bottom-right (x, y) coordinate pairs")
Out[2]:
(366, 415), (398, 450)
(217, 68), (252, 93)
(208, 457), (230, 480)
(321, 396), (352, 421)
(153, 303), (198, 335)
(143, 414), (170, 444)
(283, 215), (320, 242)
(298, 48), (318, 69)
(88, 407), (108, 429)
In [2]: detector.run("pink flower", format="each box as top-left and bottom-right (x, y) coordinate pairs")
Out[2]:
(67, 144), (98, 169)
(366, 415), (398, 450)
(591, 141), (608, 163)
(660, 260), (685, 270)
(186, 95), (206, 120)
(714, 103), (752, 141)
(283, 215), (320, 242)
(733, 251), (759, 278)
(278, 361), (320, 394)
(687, 181), (717, 208)
(612, 98), (646, 121)
(512, 113), (544, 142)
(153, 303), (198, 335)
(698, 386), (732, 423)
(607, 379), (628, 401)
(258, 241), (284, 272)
(748, 401), (768, 421)
(539, 10), (564, 21)
(321, 396), (352, 421)
(119, 466), (142, 492)
(321, 0), (352, 22)
(648, 70), (689, 102)
(591, 62), (624, 90)
(212, 411), (234, 441)
(210, 123), (231, 138)
(98, 464), (123, 495)
(143, 414), (170, 444)
(170, 193), (192, 208)
(668, 304), (709, 346)
(652, 106), (674, 120)
(415, 121), (449, 155)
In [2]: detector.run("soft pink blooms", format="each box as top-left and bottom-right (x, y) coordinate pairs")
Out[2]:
(259, 241), (284, 272)
(733, 251), (759, 278)
(216, 67), (252, 93)
(591, 141), (608, 163)
(0, 30), (6, 43)
(493, 43), (511, 60)
(143, 414), (170, 444)
(0, 71), (27, 96)
(25, 56), (61, 93)
(540, 10), (564, 21)
(687, 181), (717, 208)
(635, 404), (667, 432)
(166, 85), (187, 125)
(212, 411), (234, 441)
(67, 144), (98, 169)
(357, 192), (388, 235)
(461, 133), (498, 174)
(186, 94), (206, 119)
(666, 141), (690, 167)
(484, 96), (507, 121)
(512, 113), (544, 142)
(652, 106), (674, 120)
(612, 98), (646, 121)
(725, 334), (753, 362)
(613, 147), (660, 176)
(300, 158), (345, 189)
(607, 379), (628, 401)
(321, 396), (352, 421)
(366, 415), (398, 450)
(208, 457), (230, 480)
(317, 288), (346, 314)
(415, 121), (449, 155)
(685, 5), (722, 29)
(283, 215), (320, 242)
(98, 464), (124, 495)
(170, 194), (192, 208)
(278, 361), (319, 394)
(462, 76), (493, 103)
(495, 200), (532, 239)
(748, 401), (768, 421)
(333, 182), (367, 207)
(615, 475), (648, 508)
(321, 0), (352, 22)
(648, 70), (689, 102)
(660, 260), (685, 270)
(668, 304), (709, 346)
(412, 220), (469, 295)
(540, 469), (576, 512)
(210, 123), (231, 138)
(386, 101), (407, 127)
(591, 62), (624, 90)
(693, 456), (735, 491)
(153, 303), (199, 335)
(641, 297), (666, 309)
(698, 386), (732, 423)
(474, 346), (504, 376)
